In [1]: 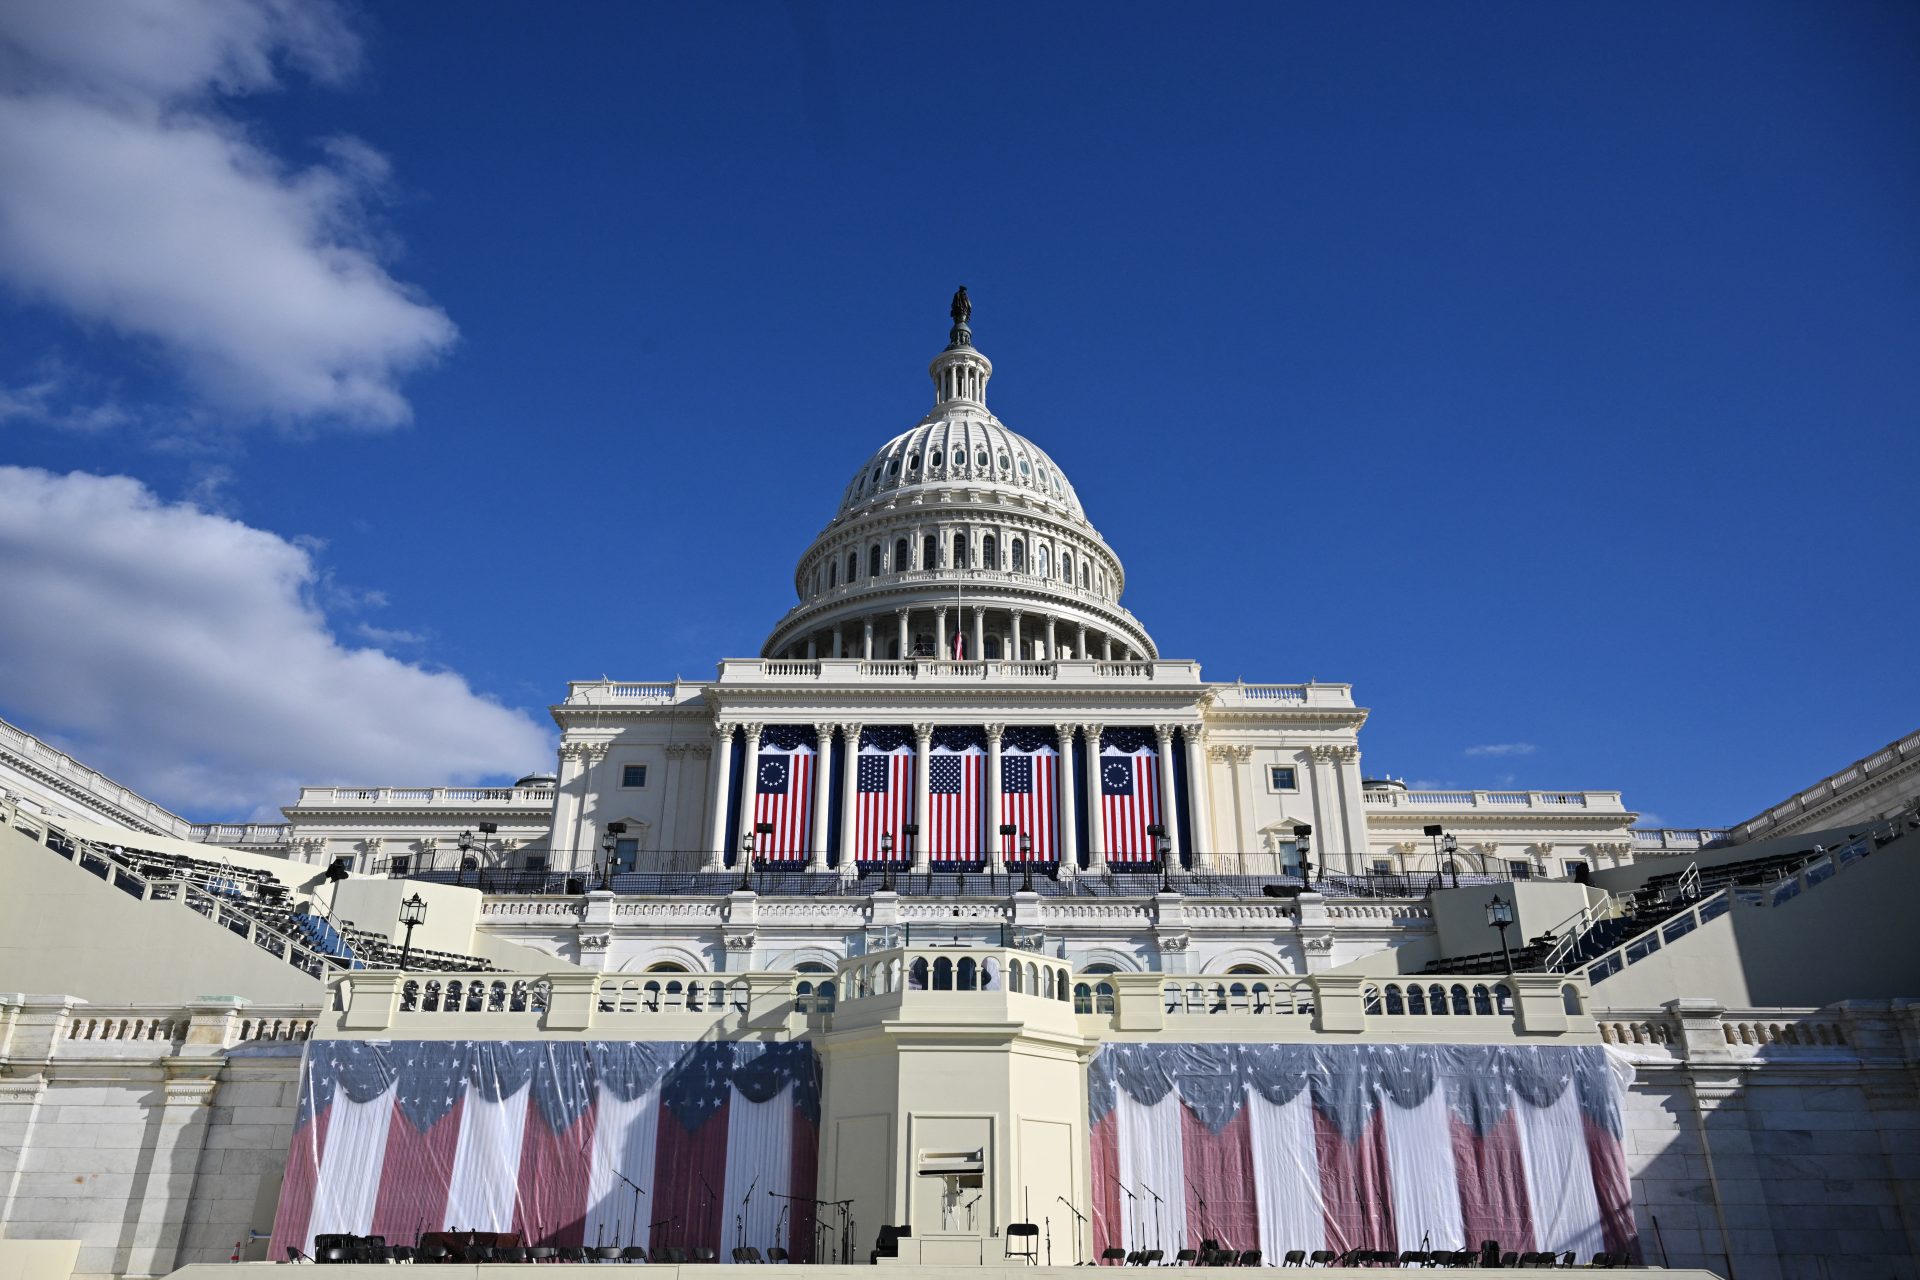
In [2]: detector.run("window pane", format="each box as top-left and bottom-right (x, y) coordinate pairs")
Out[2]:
(622, 765), (647, 787)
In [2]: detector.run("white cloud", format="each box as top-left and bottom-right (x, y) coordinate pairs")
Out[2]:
(1464, 742), (1538, 758)
(0, 467), (550, 817)
(0, 1), (454, 426)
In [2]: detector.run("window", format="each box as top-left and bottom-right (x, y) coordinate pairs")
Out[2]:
(869, 545), (882, 577)
(908, 453), (919, 470)
(893, 538), (908, 571)
(1012, 539), (1025, 571)
(1036, 545), (1050, 577)
(524, 855), (547, 871)
(622, 764), (648, 788)
(388, 854), (412, 876)
(1061, 551), (1073, 582)
(1564, 859), (1589, 880)
(997, 453), (1009, 470)
(871, 468), (882, 484)
(887, 458), (899, 475)
(1224, 964), (1266, 975)
(828, 562), (837, 588)
(985, 636), (1001, 659)
(952, 535), (968, 568)
(982, 534), (997, 569)
(923, 534), (937, 568)
(931, 449), (943, 467)
(975, 449), (989, 468)
(847, 551), (859, 580)
(612, 839), (638, 873)
(1268, 766), (1297, 791)
(1508, 860), (1533, 880)
(1371, 859), (1393, 876)
(1018, 458), (1030, 476)
(1080, 563), (1089, 588)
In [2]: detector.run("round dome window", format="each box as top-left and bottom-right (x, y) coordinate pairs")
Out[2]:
(975, 449), (988, 468)
(872, 468), (882, 484)
(908, 453), (919, 470)
(888, 458), (899, 475)
(997, 454), (1009, 470)
(1018, 459), (1030, 476)
(931, 449), (943, 467)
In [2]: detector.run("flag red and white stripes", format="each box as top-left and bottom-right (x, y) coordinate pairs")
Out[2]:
(927, 733), (984, 862)
(752, 728), (816, 863)
(1099, 731), (1162, 863)
(853, 728), (914, 863)
(999, 727), (1059, 862)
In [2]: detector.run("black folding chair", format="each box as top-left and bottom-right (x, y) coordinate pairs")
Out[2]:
(1236, 1250), (1260, 1266)
(620, 1247), (648, 1262)
(1005, 1223), (1039, 1265)
(1175, 1249), (1200, 1266)
(730, 1247), (761, 1263)
(1102, 1247), (1129, 1266)
(1280, 1250), (1305, 1267)
(764, 1247), (789, 1263)
(690, 1247), (717, 1263)
(1306, 1251), (1334, 1267)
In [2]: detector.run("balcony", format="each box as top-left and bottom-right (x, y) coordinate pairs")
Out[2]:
(289, 785), (557, 809)
(1364, 789), (1628, 813)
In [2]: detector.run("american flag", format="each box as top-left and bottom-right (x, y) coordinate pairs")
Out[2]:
(854, 726), (914, 863)
(753, 727), (816, 863)
(271, 1040), (821, 1260)
(1099, 728), (1161, 863)
(927, 727), (985, 862)
(999, 726), (1059, 862)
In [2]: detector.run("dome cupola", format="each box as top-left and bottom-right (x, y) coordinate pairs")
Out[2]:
(762, 292), (1155, 665)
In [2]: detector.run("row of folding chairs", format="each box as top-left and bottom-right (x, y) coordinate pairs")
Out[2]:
(1100, 1247), (1263, 1266)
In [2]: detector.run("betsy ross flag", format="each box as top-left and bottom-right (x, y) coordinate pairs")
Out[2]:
(269, 1040), (821, 1260)
(927, 727), (985, 862)
(1088, 1041), (1635, 1262)
(753, 726), (816, 862)
(1099, 727), (1161, 863)
(999, 726), (1059, 862)
(854, 726), (914, 862)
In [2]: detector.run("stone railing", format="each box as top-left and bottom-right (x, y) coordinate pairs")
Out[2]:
(1207, 682), (1356, 709)
(562, 681), (696, 705)
(0, 995), (322, 1059)
(1726, 729), (1920, 841)
(1364, 789), (1628, 813)
(328, 970), (809, 1039)
(0, 713), (195, 838)
(1631, 827), (1729, 852)
(291, 785), (557, 808)
(188, 822), (292, 846)
(836, 946), (1074, 1005)
(1082, 971), (1596, 1040)
(1593, 999), (1880, 1064)
(713, 658), (1206, 685)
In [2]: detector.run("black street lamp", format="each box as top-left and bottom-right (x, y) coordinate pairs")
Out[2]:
(1295, 824), (1314, 889)
(738, 831), (757, 892)
(998, 823), (1016, 892)
(1442, 834), (1459, 888)
(1018, 833), (1034, 893)
(397, 893), (427, 970)
(456, 829), (474, 887)
(1148, 823), (1172, 893)
(754, 822), (774, 891)
(1487, 895), (1516, 973)
(879, 832), (895, 892)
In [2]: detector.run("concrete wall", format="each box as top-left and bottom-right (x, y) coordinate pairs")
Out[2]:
(1427, 880), (1598, 961)
(320, 876), (482, 957)
(0, 826), (323, 1007)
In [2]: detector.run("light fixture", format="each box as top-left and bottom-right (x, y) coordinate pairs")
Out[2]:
(397, 892), (427, 970)
(1147, 823), (1172, 893)
(456, 829), (474, 888)
(1018, 832), (1034, 893)
(880, 832), (895, 892)
(1486, 895), (1516, 973)
(1295, 824), (1314, 889)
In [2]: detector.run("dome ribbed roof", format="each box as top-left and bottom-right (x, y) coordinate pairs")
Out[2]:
(835, 414), (1084, 522)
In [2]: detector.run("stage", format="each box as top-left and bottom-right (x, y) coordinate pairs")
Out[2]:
(169, 1265), (1721, 1278)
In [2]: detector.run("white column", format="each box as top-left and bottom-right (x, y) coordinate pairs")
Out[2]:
(1155, 723), (1180, 870)
(831, 625), (843, 659)
(913, 722), (934, 871)
(1010, 610), (1024, 661)
(935, 607), (949, 660)
(862, 617), (875, 660)
(1103, 634), (1114, 660)
(1044, 617), (1057, 659)
(896, 609), (910, 660)
(657, 744), (683, 871)
(1084, 722), (1107, 872)
(733, 722), (764, 868)
(971, 605), (986, 662)
(1076, 623), (1089, 661)
(838, 721), (864, 869)
(1057, 724), (1079, 873)
(1184, 730), (1215, 871)
(810, 725), (833, 871)
(1333, 745), (1367, 873)
(985, 723), (1006, 872)
(703, 722), (734, 871)
(1306, 746), (1334, 873)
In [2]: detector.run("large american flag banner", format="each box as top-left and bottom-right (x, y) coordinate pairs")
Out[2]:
(927, 726), (985, 863)
(752, 726), (816, 863)
(1099, 727), (1162, 863)
(999, 726), (1059, 863)
(1087, 1042), (1636, 1263)
(853, 725), (914, 863)
(270, 1040), (820, 1260)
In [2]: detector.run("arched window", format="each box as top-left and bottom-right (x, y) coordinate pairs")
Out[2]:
(1081, 563), (1090, 588)
(923, 534), (937, 568)
(1036, 546), (1050, 578)
(985, 636), (1001, 659)
(1061, 552), (1073, 582)
(869, 545), (882, 577)
(894, 538), (909, 572)
(1225, 964), (1268, 975)
(1012, 539), (1025, 572)
(952, 535), (968, 568)
(847, 551), (859, 581)
(982, 535), (997, 570)
(975, 449), (989, 468)
(931, 449), (943, 468)
(645, 961), (688, 973)
(828, 562), (837, 588)
(908, 453), (919, 471)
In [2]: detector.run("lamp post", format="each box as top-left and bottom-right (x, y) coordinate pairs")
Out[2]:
(598, 821), (627, 891)
(456, 829), (474, 888)
(1295, 824), (1314, 889)
(902, 822), (918, 887)
(1487, 895), (1516, 974)
(1148, 823), (1172, 893)
(397, 893), (427, 971)
(1442, 834), (1459, 888)
(1018, 833), (1034, 894)
(754, 822), (773, 891)
(879, 832), (895, 892)
(738, 832), (756, 892)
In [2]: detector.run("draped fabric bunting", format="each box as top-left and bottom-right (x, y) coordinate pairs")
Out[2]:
(270, 1041), (820, 1261)
(1099, 728), (1162, 862)
(1088, 1043), (1636, 1262)
(999, 726), (1059, 862)
(853, 726), (914, 863)
(753, 727), (817, 862)
(927, 726), (985, 862)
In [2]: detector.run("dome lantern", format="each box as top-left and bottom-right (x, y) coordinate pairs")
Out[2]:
(931, 286), (992, 408)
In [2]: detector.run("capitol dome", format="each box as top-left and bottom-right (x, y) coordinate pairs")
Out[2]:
(763, 292), (1156, 663)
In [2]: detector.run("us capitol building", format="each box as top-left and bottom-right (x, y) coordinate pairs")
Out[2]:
(0, 294), (1916, 1280)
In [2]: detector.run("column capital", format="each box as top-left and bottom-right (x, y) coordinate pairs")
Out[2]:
(1082, 721), (1105, 741)
(1154, 723), (1177, 744)
(895, 607), (909, 620)
(841, 720), (864, 742)
(913, 721), (935, 743)
(742, 721), (765, 745)
(983, 722), (1006, 745)
(1009, 606), (1024, 619)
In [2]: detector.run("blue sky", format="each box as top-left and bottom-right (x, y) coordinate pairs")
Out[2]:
(0, 2), (1914, 825)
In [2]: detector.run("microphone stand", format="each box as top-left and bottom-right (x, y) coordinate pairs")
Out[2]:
(1139, 1180), (1165, 1256)
(699, 1174), (719, 1254)
(772, 1196), (789, 1254)
(1056, 1196), (1089, 1266)
(647, 1218), (675, 1256)
(1107, 1174), (1140, 1254)
(737, 1174), (760, 1252)
(614, 1172), (647, 1252)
